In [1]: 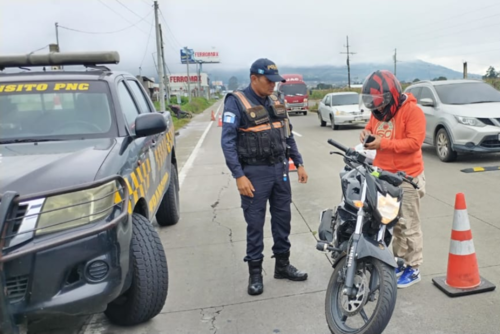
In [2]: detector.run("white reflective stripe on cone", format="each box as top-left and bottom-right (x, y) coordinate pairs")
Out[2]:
(449, 239), (476, 256)
(452, 210), (472, 231)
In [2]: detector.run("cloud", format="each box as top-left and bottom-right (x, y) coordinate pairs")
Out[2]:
(1, 0), (499, 78)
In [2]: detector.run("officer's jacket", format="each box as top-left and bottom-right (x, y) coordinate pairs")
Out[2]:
(221, 86), (303, 179)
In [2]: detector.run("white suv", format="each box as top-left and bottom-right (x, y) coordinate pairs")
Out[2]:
(404, 79), (500, 162)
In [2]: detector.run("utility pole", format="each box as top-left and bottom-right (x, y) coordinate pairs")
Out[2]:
(340, 35), (356, 88)
(197, 61), (202, 98)
(159, 24), (170, 102)
(184, 46), (192, 102)
(463, 61), (468, 79)
(154, 1), (166, 111)
(55, 22), (60, 50)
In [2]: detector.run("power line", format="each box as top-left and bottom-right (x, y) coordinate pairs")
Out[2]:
(140, 16), (155, 74)
(58, 10), (152, 35)
(159, 8), (182, 48)
(28, 44), (50, 54)
(97, 0), (150, 35)
(114, 0), (146, 20)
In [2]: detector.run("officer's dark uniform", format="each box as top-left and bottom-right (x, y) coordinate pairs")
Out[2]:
(221, 58), (307, 296)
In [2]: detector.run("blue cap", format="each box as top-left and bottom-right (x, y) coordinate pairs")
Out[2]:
(250, 58), (286, 83)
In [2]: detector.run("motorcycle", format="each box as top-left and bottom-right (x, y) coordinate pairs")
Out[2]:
(317, 138), (419, 334)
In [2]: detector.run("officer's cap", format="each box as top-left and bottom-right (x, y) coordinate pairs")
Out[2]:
(250, 58), (286, 83)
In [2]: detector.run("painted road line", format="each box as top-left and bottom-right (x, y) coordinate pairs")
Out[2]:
(292, 131), (303, 137)
(178, 101), (223, 188)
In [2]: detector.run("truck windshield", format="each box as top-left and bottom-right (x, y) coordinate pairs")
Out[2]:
(280, 83), (307, 96)
(0, 80), (116, 143)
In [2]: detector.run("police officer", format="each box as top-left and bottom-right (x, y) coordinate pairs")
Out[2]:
(221, 58), (308, 296)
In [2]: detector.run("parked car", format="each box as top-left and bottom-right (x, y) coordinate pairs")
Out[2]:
(0, 51), (180, 332)
(317, 92), (370, 130)
(404, 79), (500, 162)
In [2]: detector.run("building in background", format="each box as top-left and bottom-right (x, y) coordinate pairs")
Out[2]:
(168, 73), (209, 99)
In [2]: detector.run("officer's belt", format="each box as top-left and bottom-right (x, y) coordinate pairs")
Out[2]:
(241, 155), (286, 166)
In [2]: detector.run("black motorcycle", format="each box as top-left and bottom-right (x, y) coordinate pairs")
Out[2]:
(317, 138), (418, 334)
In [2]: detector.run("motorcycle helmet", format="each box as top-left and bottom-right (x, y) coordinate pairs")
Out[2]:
(361, 70), (403, 122)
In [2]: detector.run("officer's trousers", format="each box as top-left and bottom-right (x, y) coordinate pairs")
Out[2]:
(241, 160), (292, 262)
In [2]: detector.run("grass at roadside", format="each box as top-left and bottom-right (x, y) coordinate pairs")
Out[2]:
(154, 97), (217, 131)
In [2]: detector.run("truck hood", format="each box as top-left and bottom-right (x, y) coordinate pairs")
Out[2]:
(0, 138), (116, 196)
(441, 102), (500, 118)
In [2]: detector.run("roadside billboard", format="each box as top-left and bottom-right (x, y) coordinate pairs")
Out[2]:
(180, 48), (196, 64)
(168, 73), (208, 89)
(193, 51), (220, 63)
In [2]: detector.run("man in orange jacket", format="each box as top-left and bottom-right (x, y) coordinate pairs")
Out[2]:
(359, 70), (426, 288)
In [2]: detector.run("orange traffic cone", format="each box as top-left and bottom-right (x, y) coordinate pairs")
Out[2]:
(211, 110), (215, 121)
(53, 94), (62, 110)
(288, 158), (297, 172)
(218, 115), (222, 127)
(432, 193), (496, 297)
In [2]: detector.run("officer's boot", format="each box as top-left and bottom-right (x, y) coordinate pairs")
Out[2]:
(273, 251), (308, 281)
(247, 259), (264, 296)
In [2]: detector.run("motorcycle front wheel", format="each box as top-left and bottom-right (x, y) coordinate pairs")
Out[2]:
(325, 257), (397, 334)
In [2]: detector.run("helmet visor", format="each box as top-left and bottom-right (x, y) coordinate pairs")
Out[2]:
(361, 92), (392, 110)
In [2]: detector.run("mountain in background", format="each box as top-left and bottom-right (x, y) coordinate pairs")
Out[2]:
(204, 59), (482, 87)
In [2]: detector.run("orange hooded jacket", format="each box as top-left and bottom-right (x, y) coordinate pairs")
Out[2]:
(364, 93), (426, 177)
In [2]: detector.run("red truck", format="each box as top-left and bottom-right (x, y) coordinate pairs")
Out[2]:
(277, 74), (309, 116)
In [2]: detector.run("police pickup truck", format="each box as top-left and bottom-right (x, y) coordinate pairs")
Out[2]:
(0, 51), (179, 333)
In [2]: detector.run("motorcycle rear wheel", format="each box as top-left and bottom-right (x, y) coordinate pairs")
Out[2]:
(325, 257), (397, 334)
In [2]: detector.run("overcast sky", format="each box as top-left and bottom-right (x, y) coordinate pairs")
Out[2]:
(1, 0), (500, 77)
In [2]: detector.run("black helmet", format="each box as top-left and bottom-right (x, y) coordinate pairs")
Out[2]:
(361, 70), (403, 122)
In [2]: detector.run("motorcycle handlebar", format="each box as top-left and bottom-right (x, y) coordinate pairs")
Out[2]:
(327, 139), (350, 153)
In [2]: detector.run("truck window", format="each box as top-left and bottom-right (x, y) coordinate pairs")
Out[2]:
(117, 81), (140, 134)
(127, 80), (152, 113)
(279, 83), (307, 96)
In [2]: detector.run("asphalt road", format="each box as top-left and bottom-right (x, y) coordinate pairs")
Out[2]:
(31, 101), (500, 334)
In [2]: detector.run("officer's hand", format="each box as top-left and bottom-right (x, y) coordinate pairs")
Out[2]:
(298, 166), (308, 184)
(236, 176), (255, 198)
(360, 130), (372, 144)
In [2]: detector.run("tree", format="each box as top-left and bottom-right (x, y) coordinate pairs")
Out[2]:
(228, 76), (239, 91)
(432, 76), (447, 81)
(413, 78), (420, 82)
(483, 66), (498, 79)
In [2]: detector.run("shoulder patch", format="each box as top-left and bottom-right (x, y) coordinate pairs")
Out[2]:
(223, 111), (236, 124)
(270, 94), (278, 101)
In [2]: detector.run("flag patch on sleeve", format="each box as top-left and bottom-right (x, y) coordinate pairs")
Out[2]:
(223, 112), (236, 124)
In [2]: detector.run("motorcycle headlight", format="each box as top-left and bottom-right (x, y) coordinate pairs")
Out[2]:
(377, 192), (401, 224)
(36, 181), (119, 235)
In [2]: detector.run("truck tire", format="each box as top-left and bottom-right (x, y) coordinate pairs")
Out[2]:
(156, 164), (180, 226)
(104, 213), (168, 326)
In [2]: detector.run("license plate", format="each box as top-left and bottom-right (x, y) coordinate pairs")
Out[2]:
(292, 107), (301, 111)
(354, 116), (363, 121)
